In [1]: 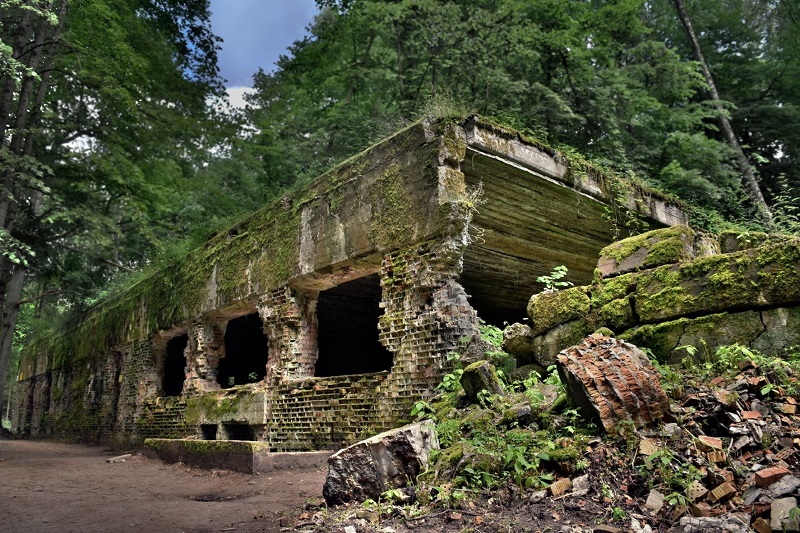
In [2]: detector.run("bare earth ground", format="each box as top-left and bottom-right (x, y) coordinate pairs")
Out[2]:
(0, 438), (326, 533)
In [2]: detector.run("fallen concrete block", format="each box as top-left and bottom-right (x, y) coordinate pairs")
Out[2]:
(502, 322), (536, 364)
(460, 360), (504, 402)
(323, 420), (439, 506)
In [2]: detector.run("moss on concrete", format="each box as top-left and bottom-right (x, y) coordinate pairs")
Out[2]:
(635, 242), (800, 324)
(591, 272), (637, 310)
(597, 296), (635, 332)
(527, 287), (591, 336)
(597, 225), (695, 278)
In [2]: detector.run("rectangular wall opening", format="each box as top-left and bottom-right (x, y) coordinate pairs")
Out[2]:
(217, 312), (269, 388)
(163, 334), (188, 396)
(315, 273), (392, 377)
(222, 423), (256, 441)
(201, 424), (218, 440)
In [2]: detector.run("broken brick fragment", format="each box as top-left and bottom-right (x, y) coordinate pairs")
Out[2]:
(755, 466), (790, 488)
(708, 481), (736, 503)
(696, 435), (723, 452)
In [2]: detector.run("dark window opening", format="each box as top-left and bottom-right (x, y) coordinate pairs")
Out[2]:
(201, 424), (218, 440)
(222, 423), (256, 441)
(217, 313), (269, 388)
(315, 273), (392, 377)
(163, 334), (188, 396)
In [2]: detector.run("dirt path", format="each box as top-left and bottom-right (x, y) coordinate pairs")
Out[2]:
(0, 438), (327, 533)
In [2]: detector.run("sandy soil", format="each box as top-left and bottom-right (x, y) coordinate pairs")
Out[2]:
(0, 438), (327, 533)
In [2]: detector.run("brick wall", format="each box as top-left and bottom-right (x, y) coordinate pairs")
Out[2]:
(268, 372), (388, 451)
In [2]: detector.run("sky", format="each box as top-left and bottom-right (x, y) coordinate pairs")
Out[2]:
(209, 0), (320, 106)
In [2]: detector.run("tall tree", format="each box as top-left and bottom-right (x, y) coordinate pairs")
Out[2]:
(0, 0), (67, 418)
(0, 0), (226, 412)
(671, 0), (773, 224)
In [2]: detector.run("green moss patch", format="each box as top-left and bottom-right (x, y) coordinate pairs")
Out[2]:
(527, 286), (591, 336)
(597, 225), (695, 279)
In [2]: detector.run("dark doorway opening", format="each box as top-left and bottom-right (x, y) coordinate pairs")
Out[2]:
(218, 313), (269, 388)
(163, 335), (188, 396)
(222, 423), (256, 441)
(315, 273), (392, 377)
(201, 424), (218, 440)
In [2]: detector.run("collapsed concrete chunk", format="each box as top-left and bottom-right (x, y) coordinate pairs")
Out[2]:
(323, 420), (439, 506)
(557, 335), (670, 433)
(460, 360), (504, 402)
(596, 225), (696, 279)
(502, 322), (535, 364)
(527, 287), (591, 336)
(635, 241), (800, 324)
(531, 319), (594, 368)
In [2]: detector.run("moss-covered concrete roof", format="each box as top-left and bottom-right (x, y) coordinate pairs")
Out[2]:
(19, 115), (686, 379)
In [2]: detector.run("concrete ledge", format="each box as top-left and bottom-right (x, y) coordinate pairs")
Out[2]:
(144, 438), (331, 474)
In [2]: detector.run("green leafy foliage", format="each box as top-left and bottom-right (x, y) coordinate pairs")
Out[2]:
(536, 265), (573, 293)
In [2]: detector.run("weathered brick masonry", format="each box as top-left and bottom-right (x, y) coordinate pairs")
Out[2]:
(13, 116), (684, 451)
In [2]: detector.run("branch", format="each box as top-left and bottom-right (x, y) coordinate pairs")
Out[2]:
(51, 242), (135, 272)
(17, 289), (65, 305)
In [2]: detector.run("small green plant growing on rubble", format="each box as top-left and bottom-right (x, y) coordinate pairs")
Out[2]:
(410, 400), (435, 421)
(536, 265), (573, 292)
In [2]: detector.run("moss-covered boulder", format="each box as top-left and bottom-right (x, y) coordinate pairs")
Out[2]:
(527, 286), (590, 336)
(596, 225), (696, 279)
(460, 361), (504, 403)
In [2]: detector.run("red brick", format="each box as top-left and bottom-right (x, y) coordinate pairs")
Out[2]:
(755, 466), (790, 488)
(697, 435), (723, 451)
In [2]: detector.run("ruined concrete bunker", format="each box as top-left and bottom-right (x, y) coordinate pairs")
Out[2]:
(13, 116), (685, 451)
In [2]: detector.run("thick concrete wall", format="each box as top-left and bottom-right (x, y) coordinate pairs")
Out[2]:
(13, 116), (685, 450)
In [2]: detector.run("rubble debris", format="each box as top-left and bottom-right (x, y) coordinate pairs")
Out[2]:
(556, 335), (670, 432)
(771, 497), (800, 531)
(313, 331), (800, 533)
(675, 514), (750, 532)
(645, 489), (665, 513)
(460, 360), (504, 402)
(502, 322), (536, 363)
(547, 477), (572, 496)
(755, 466), (790, 488)
(322, 420), (439, 506)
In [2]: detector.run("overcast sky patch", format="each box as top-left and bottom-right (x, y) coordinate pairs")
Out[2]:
(210, 0), (319, 88)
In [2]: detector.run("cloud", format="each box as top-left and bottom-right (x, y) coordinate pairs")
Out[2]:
(226, 86), (255, 109)
(210, 0), (319, 88)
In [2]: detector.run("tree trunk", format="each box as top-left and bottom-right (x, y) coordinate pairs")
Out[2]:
(0, 268), (25, 411)
(0, 0), (67, 416)
(672, 0), (773, 225)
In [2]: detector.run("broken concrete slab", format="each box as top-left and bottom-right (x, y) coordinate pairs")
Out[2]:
(768, 475), (800, 498)
(141, 438), (331, 474)
(323, 420), (439, 506)
(771, 497), (800, 532)
(460, 360), (504, 402)
(596, 225), (696, 279)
